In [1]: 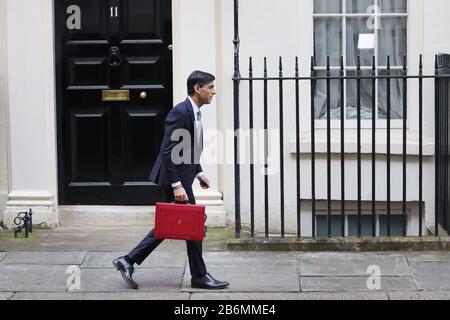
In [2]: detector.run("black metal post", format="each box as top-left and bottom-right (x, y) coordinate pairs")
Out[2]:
(402, 55), (408, 236)
(28, 209), (33, 234)
(233, 0), (241, 238)
(279, 57), (285, 238)
(419, 55), (423, 237)
(435, 55), (439, 237)
(24, 218), (29, 238)
(340, 56), (345, 237)
(326, 57), (332, 237)
(445, 63), (449, 236)
(387, 56), (392, 237)
(357, 56), (362, 237)
(310, 57), (316, 237)
(296, 57), (301, 238)
(249, 57), (255, 237)
(264, 57), (269, 238)
(372, 56), (377, 237)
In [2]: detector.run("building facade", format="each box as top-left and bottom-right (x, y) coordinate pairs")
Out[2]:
(0, 0), (449, 236)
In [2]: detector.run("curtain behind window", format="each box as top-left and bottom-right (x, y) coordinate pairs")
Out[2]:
(313, 0), (407, 120)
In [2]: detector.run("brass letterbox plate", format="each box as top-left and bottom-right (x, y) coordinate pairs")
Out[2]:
(102, 90), (130, 102)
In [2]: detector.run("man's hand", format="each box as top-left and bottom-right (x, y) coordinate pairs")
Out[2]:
(198, 175), (210, 189)
(173, 186), (189, 203)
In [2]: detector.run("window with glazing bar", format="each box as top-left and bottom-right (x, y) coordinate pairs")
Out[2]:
(313, 0), (407, 120)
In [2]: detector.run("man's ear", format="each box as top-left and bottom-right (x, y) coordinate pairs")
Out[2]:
(194, 84), (201, 94)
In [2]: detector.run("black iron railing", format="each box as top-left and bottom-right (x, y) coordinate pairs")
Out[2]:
(435, 54), (450, 236)
(232, 53), (450, 239)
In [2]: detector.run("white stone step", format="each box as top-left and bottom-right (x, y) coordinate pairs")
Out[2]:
(59, 190), (227, 228)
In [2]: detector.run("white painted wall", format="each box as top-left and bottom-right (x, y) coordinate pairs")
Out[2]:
(216, 0), (450, 235)
(171, 0), (227, 226)
(0, 0), (9, 225)
(172, 0), (219, 193)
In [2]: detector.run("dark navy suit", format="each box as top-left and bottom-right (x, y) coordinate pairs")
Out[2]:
(148, 98), (203, 188)
(128, 98), (207, 277)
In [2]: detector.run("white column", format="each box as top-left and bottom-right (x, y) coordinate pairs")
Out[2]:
(172, 0), (225, 226)
(0, 0), (9, 224)
(4, 0), (59, 228)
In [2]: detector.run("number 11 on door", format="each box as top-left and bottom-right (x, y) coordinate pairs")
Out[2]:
(110, 6), (118, 18)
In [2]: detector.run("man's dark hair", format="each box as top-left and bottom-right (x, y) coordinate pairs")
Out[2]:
(187, 71), (215, 96)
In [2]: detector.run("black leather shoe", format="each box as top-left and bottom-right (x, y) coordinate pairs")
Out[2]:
(113, 256), (139, 289)
(191, 273), (229, 290)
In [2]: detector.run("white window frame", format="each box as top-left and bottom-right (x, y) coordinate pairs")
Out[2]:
(312, 0), (410, 129)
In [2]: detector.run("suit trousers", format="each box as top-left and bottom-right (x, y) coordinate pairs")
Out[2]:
(127, 185), (207, 277)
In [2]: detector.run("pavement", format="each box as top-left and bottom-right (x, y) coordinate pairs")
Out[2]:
(1, 226), (450, 300)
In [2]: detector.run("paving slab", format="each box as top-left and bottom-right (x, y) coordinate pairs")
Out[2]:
(0, 252), (6, 263)
(299, 253), (412, 276)
(300, 277), (418, 292)
(40, 232), (146, 251)
(81, 251), (186, 269)
(339, 292), (390, 300)
(190, 292), (388, 300)
(388, 291), (450, 300)
(11, 292), (190, 300)
(0, 231), (50, 251)
(78, 268), (185, 292)
(190, 292), (312, 300)
(0, 265), (69, 292)
(0, 227), (218, 252)
(411, 262), (450, 290)
(406, 252), (450, 262)
(40, 231), (186, 252)
(182, 252), (300, 292)
(0, 292), (14, 300)
(1, 251), (87, 265)
(202, 228), (236, 252)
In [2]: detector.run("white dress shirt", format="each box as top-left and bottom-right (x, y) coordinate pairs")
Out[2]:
(171, 97), (204, 189)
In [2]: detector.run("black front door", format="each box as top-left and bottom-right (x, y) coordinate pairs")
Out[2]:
(55, 0), (172, 205)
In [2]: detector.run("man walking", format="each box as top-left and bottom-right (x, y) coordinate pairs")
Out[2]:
(113, 71), (229, 290)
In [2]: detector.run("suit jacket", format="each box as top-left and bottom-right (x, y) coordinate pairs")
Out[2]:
(149, 98), (203, 189)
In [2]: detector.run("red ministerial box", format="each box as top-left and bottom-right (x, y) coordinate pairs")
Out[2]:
(154, 202), (206, 241)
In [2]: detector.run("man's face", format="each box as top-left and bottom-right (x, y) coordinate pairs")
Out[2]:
(195, 81), (216, 105)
